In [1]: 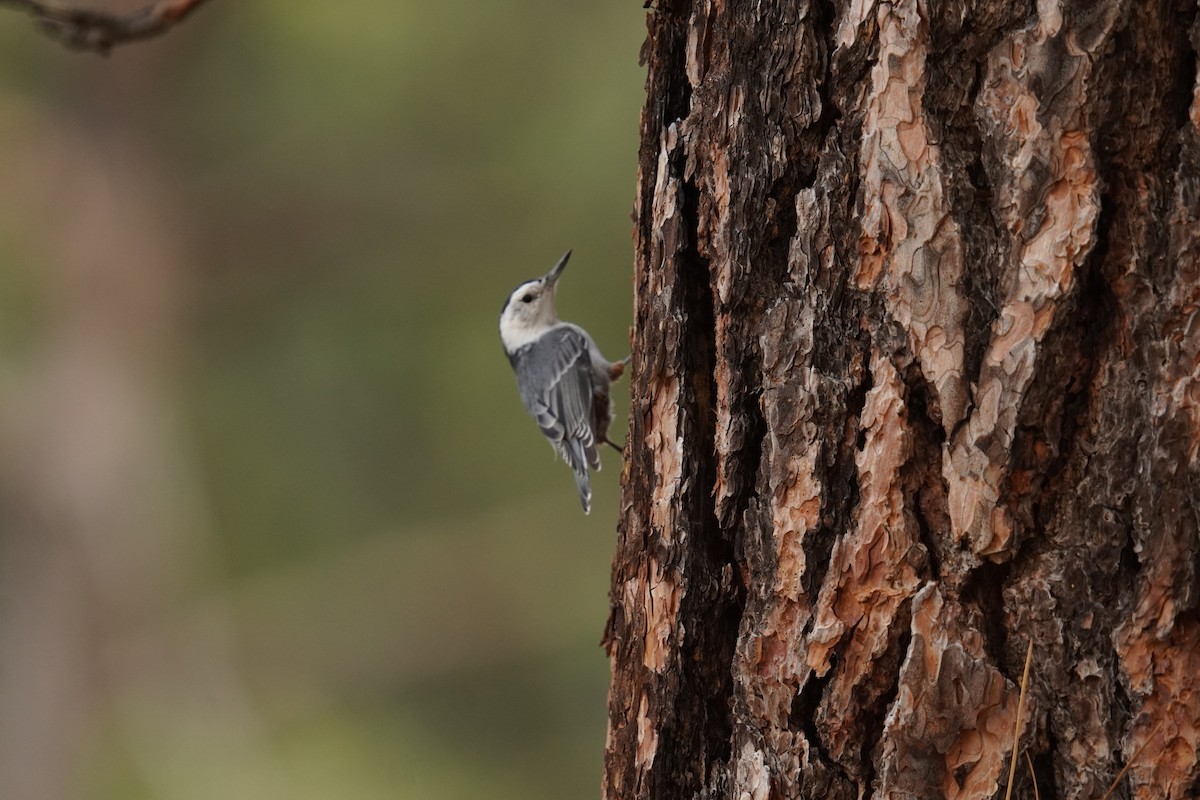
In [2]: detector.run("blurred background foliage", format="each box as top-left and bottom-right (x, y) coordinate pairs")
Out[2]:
(0, 2), (645, 798)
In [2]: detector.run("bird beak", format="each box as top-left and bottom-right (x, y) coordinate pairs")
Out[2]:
(545, 250), (571, 287)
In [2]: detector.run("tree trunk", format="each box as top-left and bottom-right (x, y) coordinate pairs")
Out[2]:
(603, 1), (1200, 799)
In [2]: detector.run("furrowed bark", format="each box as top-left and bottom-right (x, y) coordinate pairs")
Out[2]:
(604, 2), (1200, 799)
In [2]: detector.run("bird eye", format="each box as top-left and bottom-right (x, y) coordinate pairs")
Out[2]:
(521, 294), (534, 303)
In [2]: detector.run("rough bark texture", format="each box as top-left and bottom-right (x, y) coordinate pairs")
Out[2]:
(603, 2), (1200, 799)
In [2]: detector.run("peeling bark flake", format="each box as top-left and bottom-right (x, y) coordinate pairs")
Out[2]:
(640, 558), (681, 674)
(857, 0), (969, 434)
(945, 0), (1111, 560)
(805, 352), (924, 767)
(649, 374), (683, 539)
(876, 584), (1028, 800)
(605, 2), (1200, 799)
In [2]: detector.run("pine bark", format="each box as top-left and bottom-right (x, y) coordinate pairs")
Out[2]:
(603, 2), (1200, 799)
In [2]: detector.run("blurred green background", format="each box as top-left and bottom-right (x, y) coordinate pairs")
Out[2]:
(0, 2), (644, 798)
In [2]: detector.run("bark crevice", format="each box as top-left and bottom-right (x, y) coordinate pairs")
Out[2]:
(672, 168), (744, 787)
(607, 2), (1200, 798)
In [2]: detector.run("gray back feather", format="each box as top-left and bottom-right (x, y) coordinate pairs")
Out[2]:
(510, 325), (599, 512)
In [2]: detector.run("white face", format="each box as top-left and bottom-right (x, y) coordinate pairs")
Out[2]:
(499, 277), (558, 352)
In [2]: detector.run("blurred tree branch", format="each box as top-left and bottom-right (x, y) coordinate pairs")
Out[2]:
(0, 0), (211, 54)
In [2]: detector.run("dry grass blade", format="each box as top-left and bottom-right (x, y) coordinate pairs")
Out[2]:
(1100, 720), (1163, 800)
(1025, 750), (1040, 800)
(1004, 639), (1034, 800)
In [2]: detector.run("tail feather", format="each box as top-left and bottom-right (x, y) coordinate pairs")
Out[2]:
(573, 465), (592, 514)
(563, 438), (593, 513)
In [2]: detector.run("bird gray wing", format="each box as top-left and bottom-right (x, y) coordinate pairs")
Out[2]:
(513, 326), (600, 511)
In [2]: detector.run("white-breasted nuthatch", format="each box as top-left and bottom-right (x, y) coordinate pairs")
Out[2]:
(500, 250), (627, 513)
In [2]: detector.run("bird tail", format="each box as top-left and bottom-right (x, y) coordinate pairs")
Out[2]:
(573, 465), (592, 514)
(564, 438), (593, 514)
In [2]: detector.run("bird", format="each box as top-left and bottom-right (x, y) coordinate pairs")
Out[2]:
(499, 250), (628, 513)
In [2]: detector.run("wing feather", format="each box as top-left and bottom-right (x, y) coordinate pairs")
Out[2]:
(513, 326), (599, 511)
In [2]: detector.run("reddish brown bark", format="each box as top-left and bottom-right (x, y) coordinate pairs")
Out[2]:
(604, 1), (1200, 798)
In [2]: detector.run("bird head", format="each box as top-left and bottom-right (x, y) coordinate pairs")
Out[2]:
(499, 250), (570, 353)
